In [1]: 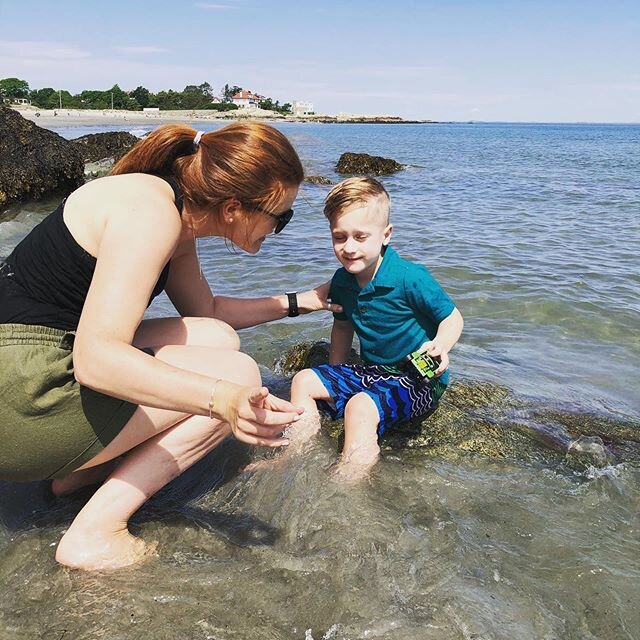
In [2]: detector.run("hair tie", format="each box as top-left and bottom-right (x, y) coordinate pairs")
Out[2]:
(193, 130), (205, 147)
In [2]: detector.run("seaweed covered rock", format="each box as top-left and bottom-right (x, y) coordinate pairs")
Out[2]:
(304, 175), (333, 185)
(71, 131), (139, 163)
(336, 152), (403, 176)
(0, 107), (84, 208)
(275, 340), (640, 471)
(274, 340), (360, 375)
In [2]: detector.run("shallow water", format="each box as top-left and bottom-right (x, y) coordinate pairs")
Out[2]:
(1, 122), (639, 639)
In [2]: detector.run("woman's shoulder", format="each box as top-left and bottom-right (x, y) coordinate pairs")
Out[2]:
(69, 173), (177, 210)
(63, 174), (183, 256)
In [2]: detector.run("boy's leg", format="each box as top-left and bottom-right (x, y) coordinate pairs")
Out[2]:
(288, 369), (332, 448)
(243, 368), (332, 471)
(334, 392), (381, 480)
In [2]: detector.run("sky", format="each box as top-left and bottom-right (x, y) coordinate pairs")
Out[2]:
(1, 0), (639, 122)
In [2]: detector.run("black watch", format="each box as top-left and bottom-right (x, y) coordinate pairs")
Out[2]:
(286, 291), (299, 317)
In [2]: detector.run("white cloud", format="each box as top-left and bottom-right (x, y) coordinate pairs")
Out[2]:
(0, 42), (210, 92)
(0, 40), (91, 61)
(112, 46), (170, 55)
(193, 2), (238, 9)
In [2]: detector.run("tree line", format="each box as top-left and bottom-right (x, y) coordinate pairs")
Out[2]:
(0, 78), (292, 114)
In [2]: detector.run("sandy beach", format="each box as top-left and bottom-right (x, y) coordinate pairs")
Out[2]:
(14, 106), (251, 129)
(13, 106), (424, 129)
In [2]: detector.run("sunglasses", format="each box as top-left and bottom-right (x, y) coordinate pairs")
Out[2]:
(255, 206), (294, 235)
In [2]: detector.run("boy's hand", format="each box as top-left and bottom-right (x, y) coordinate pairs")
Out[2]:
(297, 281), (343, 314)
(419, 340), (449, 376)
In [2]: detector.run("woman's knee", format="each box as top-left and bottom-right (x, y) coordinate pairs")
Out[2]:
(183, 317), (240, 351)
(226, 351), (261, 387)
(153, 345), (261, 388)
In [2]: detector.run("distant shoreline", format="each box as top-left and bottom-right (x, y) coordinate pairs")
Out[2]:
(12, 106), (434, 129)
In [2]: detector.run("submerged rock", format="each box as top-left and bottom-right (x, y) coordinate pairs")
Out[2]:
(566, 436), (613, 470)
(0, 107), (84, 209)
(71, 131), (140, 163)
(275, 341), (640, 472)
(336, 152), (403, 176)
(304, 175), (333, 185)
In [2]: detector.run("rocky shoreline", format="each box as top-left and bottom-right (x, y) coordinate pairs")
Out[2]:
(1, 107), (406, 209)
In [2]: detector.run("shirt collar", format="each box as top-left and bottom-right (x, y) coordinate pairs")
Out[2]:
(370, 245), (400, 288)
(335, 245), (400, 292)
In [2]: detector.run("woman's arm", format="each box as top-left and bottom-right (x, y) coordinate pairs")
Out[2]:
(165, 243), (338, 328)
(73, 189), (210, 412)
(72, 188), (299, 442)
(329, 319), (355, 365)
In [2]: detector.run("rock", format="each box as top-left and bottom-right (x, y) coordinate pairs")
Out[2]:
(275, 340), (640, 471)
(566, 435), (613, 470)
(336, 152), (403, 176)
(0, 107), (84, 209)
(71, 131), (140, 163)
(304, 175), (333, 185)
(84, 158), (116, 180)
(274, 341), (361, 376)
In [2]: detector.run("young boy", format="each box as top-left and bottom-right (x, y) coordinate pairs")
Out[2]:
(290, 176), (463, 478)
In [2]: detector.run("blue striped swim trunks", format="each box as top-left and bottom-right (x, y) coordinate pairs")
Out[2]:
(311, 363), (447, 436)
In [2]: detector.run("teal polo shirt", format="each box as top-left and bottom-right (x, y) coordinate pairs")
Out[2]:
(329, 246), (456, 384)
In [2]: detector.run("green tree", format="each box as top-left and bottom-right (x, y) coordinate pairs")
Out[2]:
(78, 90), (110, 109)
(222, 84), (242, 102)
(259, 97), (275, 111)
(0, 77), (30, 102)
(198, 82), (214, 99)
(130, 86), (151, 108)
(30, 87), (58, 108)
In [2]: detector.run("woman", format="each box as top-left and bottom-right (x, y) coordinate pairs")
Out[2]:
(0, 122), (336, 570)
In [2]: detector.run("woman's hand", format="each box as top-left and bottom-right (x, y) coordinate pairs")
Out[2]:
(297, 281), (342, 315)
(212, 380), (304, 447)
(419, 340), (449, 376)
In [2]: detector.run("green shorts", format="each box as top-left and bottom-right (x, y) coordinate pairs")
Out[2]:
(0, 324), (140, 482)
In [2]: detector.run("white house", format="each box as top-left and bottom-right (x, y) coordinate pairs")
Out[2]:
(231, 90), (262, 109)
(292, 100), (314, 116)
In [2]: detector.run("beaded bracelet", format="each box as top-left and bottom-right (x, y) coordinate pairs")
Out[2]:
(208, 379), (221, 419)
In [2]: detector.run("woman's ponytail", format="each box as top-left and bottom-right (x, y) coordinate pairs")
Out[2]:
(110, 121), (303, 218)
(111, 124), (197, 176)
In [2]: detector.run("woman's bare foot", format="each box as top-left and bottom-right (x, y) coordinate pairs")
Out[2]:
(55, 524), (157, 571)
(51, 460), (120, 497)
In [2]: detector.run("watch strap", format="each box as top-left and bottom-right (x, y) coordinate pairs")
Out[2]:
(286, 291), (299, 317)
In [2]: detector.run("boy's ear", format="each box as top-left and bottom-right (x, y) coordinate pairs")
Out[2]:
(382, 223), (393, 245)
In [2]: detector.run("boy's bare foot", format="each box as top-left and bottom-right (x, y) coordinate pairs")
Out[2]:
(55, 525), (157, 571)
(331, 461), (374, 482)
(51, 460), (120, 497)
(331, 444), (379, 482)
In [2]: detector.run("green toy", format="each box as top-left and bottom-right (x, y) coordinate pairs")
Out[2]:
(404, 350), (440, 382)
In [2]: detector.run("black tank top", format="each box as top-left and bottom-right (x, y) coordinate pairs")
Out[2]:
(0, 176), (183, 331)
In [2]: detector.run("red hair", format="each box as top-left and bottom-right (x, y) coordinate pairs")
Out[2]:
(111, 122), (304, 215)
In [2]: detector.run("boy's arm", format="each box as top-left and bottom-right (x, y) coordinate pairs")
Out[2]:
(422, 308), (464, 376)
(329, 319), (355, 365)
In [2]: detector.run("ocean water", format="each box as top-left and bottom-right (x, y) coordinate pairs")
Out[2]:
(1, 122), (639, 639)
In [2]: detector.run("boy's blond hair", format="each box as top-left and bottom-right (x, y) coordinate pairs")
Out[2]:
(323, 176), (390, 224)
